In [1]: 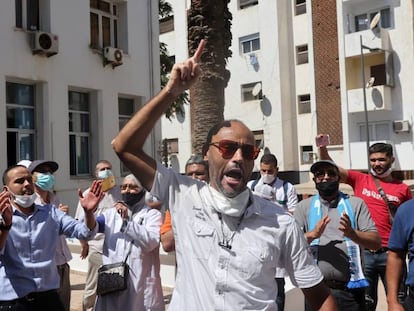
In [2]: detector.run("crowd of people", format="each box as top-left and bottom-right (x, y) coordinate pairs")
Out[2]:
(0, 40), (413, 311)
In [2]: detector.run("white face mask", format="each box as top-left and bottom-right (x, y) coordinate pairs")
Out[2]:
(8, 189), (36, 208)
(370, 167), (392, 179)
(209, 186), (250, 217)
(261, 174), (276, 184)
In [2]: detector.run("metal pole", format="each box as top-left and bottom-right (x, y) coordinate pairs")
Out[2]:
(360, 35), (370, 171)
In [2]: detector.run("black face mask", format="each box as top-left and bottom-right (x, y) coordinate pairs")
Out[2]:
(316, 181), (339, 197)
(122, 191), (145, 207)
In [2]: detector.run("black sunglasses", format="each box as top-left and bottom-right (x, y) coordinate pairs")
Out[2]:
(314, 169), (338, 179)
(209, 140), (260, 160)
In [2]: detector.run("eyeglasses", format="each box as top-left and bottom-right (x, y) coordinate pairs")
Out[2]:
(120, 184), (139, 191)
(209, 140), (260, 160)
(314, 169), (338, 179)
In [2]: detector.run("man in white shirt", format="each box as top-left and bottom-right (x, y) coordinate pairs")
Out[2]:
(111, 40), (337, 310)
(75, 160), (121, 311)
(247, 153), (298, 311)
(248, 153), (297, 212)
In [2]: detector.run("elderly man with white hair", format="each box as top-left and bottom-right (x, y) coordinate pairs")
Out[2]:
(93, 174), (164, 311)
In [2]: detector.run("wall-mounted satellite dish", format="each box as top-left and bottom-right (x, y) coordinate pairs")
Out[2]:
(252, 82), (262, 97)
(370, 12), (381, 30)
(366, 77), (375, 88)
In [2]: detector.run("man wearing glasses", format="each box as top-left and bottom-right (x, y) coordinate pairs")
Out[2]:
(318, 137), (412, 310)
(112, 40), (337, 310)
(294, 160), (380, 310)
(75, 160), (122, 311)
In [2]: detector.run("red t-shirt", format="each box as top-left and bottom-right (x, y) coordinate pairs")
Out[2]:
(347, 170), (412, 247)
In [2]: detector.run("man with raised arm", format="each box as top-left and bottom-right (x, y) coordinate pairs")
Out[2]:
(318, 135), (412, 310)
(0, 164), (102, 311)
(112, 40), (337, 310)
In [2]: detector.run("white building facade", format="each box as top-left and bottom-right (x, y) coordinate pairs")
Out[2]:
(1, 0), (161, 210)
(338, 0), (414, 173)
(159, 0), (414, 180)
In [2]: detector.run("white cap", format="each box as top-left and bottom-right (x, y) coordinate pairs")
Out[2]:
(17, 160), (32, 168)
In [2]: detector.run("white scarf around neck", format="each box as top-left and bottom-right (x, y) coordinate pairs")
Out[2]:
(208, 185), (250, 217)
(370, 167), (392, 179)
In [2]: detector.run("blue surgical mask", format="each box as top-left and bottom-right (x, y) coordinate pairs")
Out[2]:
(35, 173), (55, 191)
(98, 169), (113, 180)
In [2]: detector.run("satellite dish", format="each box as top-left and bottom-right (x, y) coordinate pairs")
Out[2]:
(366, 77), (375, 88)
(370, 12), (381, 30)
(252, 83), (262, 97)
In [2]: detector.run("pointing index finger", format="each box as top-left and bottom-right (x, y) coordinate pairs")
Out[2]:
(192, 39), (206, 63)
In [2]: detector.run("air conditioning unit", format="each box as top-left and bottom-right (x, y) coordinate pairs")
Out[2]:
(103, 46), (123, 67)
(31, 32), (59, 57)
(393, 120), (410, 133)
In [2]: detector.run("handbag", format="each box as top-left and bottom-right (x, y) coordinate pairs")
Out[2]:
(97, 242), (133, 296)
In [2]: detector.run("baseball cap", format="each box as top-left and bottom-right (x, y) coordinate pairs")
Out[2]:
(28, 160), (59, 173)
(17, 160), (32, 168)
(310, 160), (339, 174)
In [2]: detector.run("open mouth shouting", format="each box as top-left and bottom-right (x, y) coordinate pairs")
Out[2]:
(222, 167), (245, 195)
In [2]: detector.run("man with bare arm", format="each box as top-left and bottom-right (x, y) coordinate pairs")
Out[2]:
(112, 40), (337, 310)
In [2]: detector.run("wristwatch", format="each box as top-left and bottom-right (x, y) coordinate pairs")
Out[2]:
(0, 221), (12, 231)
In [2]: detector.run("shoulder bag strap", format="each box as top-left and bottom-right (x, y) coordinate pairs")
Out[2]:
(251, 178), (259, 191)
(371, 175), (396, 223)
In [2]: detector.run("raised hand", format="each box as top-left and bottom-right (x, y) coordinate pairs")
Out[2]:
(339, 212), (355, 239)
(165, 39), (206, 97)
(313, 215), (330, 239)
(78, 180), (103, 214)
(114, 201), (129, 220)
(58, 203), (69, 214)
(0, 191), (12, 226)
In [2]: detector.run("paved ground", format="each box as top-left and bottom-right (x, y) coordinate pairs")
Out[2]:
(69, 268), (387, 310)
(69, 270), (173, 311)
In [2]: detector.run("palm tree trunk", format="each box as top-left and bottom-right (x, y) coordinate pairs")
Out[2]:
(188, 0), (232, 154)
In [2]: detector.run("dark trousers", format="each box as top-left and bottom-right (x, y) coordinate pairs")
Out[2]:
(0, 290), (65, 311)
(364, 249), (407, 310)
(330, 288), (366, 311)
(403, 289), (414, 310)
(305, 285), (365, 311)
(276, 277), (285, 311)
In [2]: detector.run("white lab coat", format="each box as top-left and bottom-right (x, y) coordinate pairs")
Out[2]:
(94, 201), (164, 311)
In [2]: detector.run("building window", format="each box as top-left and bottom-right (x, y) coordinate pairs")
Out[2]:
(240, 33), (260, 54)
(118, 97), (137, 175)
(90, 0), (119, 49)
(298, 94), (311, 114)
(241, 82), (262, 102)
(354, 8), (391, 32)
(239, 0), (258, 9)
(359, 122), (390, 142)
(295, 0), (306, 15)
(160, 138), (179, 167)
(355, 14), (368, 32)
(296, 44), (308, 65)
(252, 130), (264, 149)
(6, 82), (36, 166)
(160, 15), (174, 34)
(301, 145), (314, 165)
(15, 0), (51, 31)
(370, 64), (386, 86)
(69, 91), (91, 176)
